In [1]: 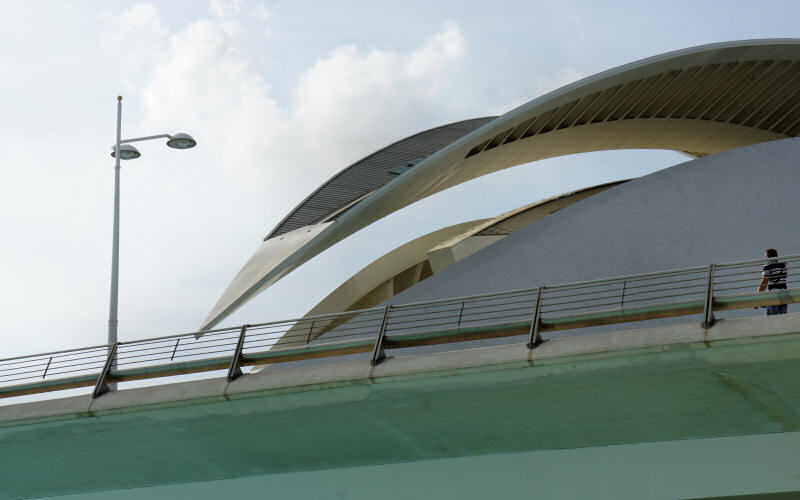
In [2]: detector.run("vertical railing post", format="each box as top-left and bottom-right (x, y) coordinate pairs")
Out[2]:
(306, 320), (316, 344)
(42, 356), (53, 380)
(170, 338), (181, 361)
(620, 280), (627, 308)
(371, 306), (391, 366)
(227, 324), (248, 381)
(702, 264), (716, 329)
(93, 342), (119, 399)
(527, 286), (544, 349)
(456, 301), (465, 327)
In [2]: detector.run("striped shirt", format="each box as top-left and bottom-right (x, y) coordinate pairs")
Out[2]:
(762, 260), (788, 290)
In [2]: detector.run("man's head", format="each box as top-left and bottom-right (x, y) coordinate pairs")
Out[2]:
(765, 248), (779, 258)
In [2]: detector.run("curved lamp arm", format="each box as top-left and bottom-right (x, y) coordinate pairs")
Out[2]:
(120, 134), (173, 144)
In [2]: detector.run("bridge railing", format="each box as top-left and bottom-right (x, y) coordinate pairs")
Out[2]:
(2, 254), (799, 400)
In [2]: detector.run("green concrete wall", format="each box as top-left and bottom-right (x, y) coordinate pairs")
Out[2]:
(54, 431), (800, 500)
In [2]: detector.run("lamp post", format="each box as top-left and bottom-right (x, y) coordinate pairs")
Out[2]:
(108, 96), (196, 378)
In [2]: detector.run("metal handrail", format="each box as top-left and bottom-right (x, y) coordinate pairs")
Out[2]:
(2, 253), (798, 401)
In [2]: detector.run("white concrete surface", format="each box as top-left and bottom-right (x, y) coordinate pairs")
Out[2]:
(202, 39), (800, 331)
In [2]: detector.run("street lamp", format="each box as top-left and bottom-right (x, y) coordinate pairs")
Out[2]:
(107, 95), (196, 376)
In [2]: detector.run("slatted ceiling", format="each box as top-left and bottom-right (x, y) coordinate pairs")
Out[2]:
(668, 64), (724, 117)
(464, 56), (800, 165)
(724, 63), (787, 123)
(266, 116), (496, 240)
(541, 101), (575, 132)
(564, 91), (601, 127)
(651, 66), (704, 118)
(633, 69), (683, 119)
(584, 85), (616, 123)
(568, 95), (598, 128)
(780, 120), (799, 137)
(522, 108), (556, 138)
(585, 85), (625, 124)
(466, 139), (491, 157)
(485, 128), (513, 150)
(773, 101), (800, 133)
(551, 99), (580, 129)
(623, 73), (669, 120)
(739, 63), (799, 126)
(503, 118), (535, 144)
(671, 63), (731, 118)
(628, 76), (664, 118)
(763, 90), (800, 130)
(598, 80), (639, 121)
(642, 68), (695, 118)
(601, 78), (640, 122)
(704, 61), (771, 120)
(785, 117), (800, 136)
(726, 61), (789, 123)
(686, 62), (751, 119)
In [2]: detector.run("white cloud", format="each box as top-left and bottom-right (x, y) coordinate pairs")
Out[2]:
(96, 10), (472, 338)
(101, 4), (167, 89)
(407, 21), (466, 79)
(210, 0), (242, 20)
(252, 3), (272, 22)
(140, 18), (283, 179)
(291, 20), (467, 172)
(534, 67), (586, 96)
(134, 16), (468, 209)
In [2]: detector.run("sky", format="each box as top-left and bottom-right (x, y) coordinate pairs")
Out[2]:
(1, 0), (799, 359)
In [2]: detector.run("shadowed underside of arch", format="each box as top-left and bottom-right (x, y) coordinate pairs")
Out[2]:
(273, 180), (627, 348)
(201, 39), (800, 332)
(266, 117), (496, 240)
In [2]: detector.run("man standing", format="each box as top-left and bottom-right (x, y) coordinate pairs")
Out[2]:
(758, 248), (788, 315)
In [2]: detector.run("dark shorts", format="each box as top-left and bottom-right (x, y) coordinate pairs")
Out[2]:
(766, 304), (788, 315)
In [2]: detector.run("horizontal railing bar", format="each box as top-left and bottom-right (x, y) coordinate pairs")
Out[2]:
(129, 326), (242, 345)
(542, 289), (800, 331)
(255, 326), (377, 345)
(543, 292), (703, 315)
(10, 358), (105, 377)
(0, 349), (110, 370)
(542, 284), (706, 309)
(0, 345), (110, 366)
(385, 289), (800, 351)
(391, 287), (542, 310)
(109, 357), (233, 383)
(250, 332), (375, 350)
(385, 321), (531, 349)
(387, 307), (531, 331)
(542, 271), (707, 296)
(4, 251), (800, 400)
(241, 306), (387, 332)
(715, 252), (800, 269)
(542, 266), (709, 291)
(247, 315), (384, 336)
(1, 289), (797, 399)
(120, 336), (238, 352)
(125, 339), (236, 359)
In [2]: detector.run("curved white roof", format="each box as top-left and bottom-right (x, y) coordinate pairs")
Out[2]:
(202, 39), (800, 331)
(266, 117), (495, 239)
(273, 180), (626, 347)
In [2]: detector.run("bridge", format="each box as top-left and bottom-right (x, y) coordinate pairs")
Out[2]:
(1, 253), (798, 400)
(2, 255), (800, 499)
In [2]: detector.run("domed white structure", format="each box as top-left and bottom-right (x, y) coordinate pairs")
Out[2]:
(202, 39), (800, 333)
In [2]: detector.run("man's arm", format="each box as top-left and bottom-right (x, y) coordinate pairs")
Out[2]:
(758, 275), (769, 292)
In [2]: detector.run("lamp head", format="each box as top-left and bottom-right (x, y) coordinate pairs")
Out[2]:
(111, 143), (141, 160)
(166, 133), (197, 150)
